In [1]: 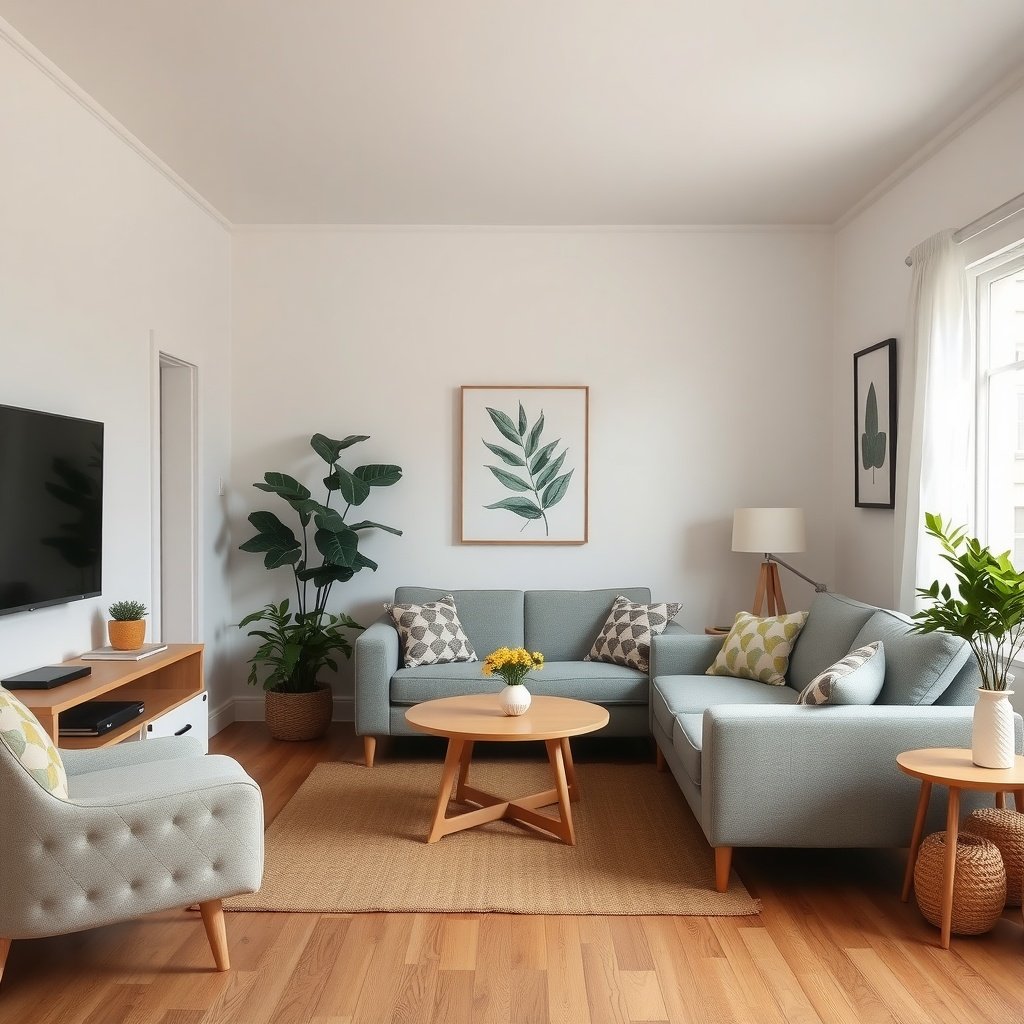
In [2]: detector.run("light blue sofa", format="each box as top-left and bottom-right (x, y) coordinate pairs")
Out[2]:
(354, 587), (682, 766)
(650, 591), (1024, 891)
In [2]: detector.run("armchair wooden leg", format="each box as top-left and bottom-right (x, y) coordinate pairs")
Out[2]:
(199, 899), (230, 972)
(363, 735), (377, 768)
(714, 847), (733, 893)
(0, 938), (11, 984)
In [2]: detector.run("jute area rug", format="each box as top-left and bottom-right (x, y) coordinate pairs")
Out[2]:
(226, 759), (759, 916)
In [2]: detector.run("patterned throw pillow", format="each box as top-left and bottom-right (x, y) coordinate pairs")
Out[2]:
(706, 610), (809, 686)
(0, 688), (69, 799)
(585, 595), (682, 673)
(797, 641), (885, 706)
(385, 594), (478, 668)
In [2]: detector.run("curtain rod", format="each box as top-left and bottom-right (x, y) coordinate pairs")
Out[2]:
(904, 190), (1024, 266)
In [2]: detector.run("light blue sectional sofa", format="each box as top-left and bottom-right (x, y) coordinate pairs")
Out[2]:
(354, 587), (682, 765)
(650, 591), (1024, 891)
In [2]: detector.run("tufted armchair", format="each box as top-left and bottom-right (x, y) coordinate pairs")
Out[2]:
(0, 734), (263, 983)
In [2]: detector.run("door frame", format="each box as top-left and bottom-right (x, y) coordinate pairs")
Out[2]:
(150, 336), (200, 642)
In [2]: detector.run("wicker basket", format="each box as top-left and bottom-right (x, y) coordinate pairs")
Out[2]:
(264, 684), (333, 741)
(964, 808), (1024, 908)
(914, 831), (1005, 935)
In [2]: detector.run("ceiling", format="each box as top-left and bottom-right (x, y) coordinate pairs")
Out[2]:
(3, 1), (1024, 225)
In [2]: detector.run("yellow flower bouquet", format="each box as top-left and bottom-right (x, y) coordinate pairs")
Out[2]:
(482, 647), (544, 687)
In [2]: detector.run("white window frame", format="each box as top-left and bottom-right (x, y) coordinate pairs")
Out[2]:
(970, 244), (1024, 545)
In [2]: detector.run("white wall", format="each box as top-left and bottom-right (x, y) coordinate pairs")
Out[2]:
(833, 83), (1024, 607)
(230, 227), (835, 706)
(0, 30), (234, 709)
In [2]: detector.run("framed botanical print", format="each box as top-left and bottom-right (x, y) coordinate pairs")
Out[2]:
(854, 338), (897, 509)
(460, 385), (589, 544)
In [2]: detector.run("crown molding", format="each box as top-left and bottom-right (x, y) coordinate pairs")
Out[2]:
(0, 16), (230, 230)
(231, 222), (833, 234)
(833, 65), (1024, 231)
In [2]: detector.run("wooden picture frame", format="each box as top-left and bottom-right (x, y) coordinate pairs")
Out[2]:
(460, 385), (589, 544)
(854, 338), (897, 509)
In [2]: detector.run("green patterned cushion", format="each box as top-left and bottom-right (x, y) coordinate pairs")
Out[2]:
(0, 688), (69, 799)
(706, 610), (809, 686)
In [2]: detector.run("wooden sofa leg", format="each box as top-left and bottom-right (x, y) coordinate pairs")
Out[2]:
(0, 937), (11, 983)
(199, 899), (230, 972)
(363, 735), (377, 768)
(714, 847), (733, 893)
(655, 745), (667, 772)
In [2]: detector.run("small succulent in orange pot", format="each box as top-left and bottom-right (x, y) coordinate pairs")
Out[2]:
(107, 599), (148, 650)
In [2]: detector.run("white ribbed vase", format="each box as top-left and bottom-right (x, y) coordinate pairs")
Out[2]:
(972, 685), (1016, 770)
(499, 684), (532, 717)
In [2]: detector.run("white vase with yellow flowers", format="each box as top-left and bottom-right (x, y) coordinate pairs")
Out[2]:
(482, 647), (545, 716)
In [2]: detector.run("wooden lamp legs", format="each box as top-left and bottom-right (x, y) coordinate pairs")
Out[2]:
(751, 560), (787, 616)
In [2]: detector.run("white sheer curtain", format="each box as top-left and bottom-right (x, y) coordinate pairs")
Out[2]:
(894, 230), (973, 612)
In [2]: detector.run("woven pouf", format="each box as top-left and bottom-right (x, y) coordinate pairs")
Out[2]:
(964, 808), (1024, 908)
(914, 831), (1006, 935)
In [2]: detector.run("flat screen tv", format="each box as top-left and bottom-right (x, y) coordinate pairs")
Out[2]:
(0, 404), (103, 616)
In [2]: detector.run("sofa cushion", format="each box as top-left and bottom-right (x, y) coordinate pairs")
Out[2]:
(651, 673), (799, 738)
(934, 656), (982, 707)
(851, 610), (971, 706)
(385, 595), (478, 668)
(672, 713), (703, 785)
(796, 641), (885, 706)
(391, 660), (648, 706)
(0, 688), (68, 800)
(524, 588), (652, 662)
(706, 610), (808, 686)
(786, 591), (879, 691)
(585, 596), (682, 673)
(394, 588), (524, 656)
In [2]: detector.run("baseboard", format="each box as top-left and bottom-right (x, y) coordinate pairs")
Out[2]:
(209, 699), (236, 738)
(228, 694), (355, 724)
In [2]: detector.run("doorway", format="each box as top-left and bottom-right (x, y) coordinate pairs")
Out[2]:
(154, 351), (199, 642)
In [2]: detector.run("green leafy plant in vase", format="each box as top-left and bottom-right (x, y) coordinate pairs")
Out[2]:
(911, 512), (1024, 768)
(108, 599), (148, 651)
(238, 432), (402, 740)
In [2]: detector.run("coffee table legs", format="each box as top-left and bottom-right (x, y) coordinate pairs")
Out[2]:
(901, 779), (932, 902)
(424, 736), (580, 845)
(940, 787), (960, 950)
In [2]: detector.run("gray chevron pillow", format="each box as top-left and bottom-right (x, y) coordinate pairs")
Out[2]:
(385, 594), (478, 668)
(585, 595), (682, 673)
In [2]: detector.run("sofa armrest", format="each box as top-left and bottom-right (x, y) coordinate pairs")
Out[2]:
(60, 735), (204, 777)
(649, 632), (723, 679)
(700, 704), (1024, 848)
(354, 615), (400, 736)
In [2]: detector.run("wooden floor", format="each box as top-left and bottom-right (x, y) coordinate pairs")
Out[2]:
(2, 723), (1023, 1024)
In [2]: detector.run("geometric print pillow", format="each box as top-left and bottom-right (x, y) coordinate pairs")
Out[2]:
(0, 687), (69, 799)
(384, 594), (478, 669)
(797, 641), (885, 706)
(584, 595), (682, 674)
(706, 610), (809, 686)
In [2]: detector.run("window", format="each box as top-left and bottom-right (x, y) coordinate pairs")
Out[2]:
(975, 249), (1024, 564)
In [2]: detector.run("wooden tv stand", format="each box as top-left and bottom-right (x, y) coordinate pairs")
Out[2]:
(19, 644), (204, 748)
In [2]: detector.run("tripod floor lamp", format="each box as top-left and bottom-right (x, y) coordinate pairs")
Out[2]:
(732, 507), (827, 616)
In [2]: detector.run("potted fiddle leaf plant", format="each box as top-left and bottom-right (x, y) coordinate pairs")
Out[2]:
(911, 512), (1024, 768)
(238, 432), (402, 740)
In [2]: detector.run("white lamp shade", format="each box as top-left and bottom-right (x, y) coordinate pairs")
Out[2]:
(732, 507), (806, 554)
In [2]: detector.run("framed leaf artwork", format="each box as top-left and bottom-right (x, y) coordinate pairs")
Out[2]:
(460, 385), (589, 544)
(854, 338), (897, 509)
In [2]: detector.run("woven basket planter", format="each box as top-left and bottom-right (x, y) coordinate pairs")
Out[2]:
(265, 684), (333, 741)
(107, 619), (146, 651)
(914, 831), (1005, 935)
(964, 808), (1024, 908)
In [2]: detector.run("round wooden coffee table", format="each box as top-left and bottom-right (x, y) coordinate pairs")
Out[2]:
(898, 747), (1024, 948)
(405, 694), (609, 846)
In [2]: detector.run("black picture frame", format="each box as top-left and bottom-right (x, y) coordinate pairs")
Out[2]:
(854, 338), (897, 509)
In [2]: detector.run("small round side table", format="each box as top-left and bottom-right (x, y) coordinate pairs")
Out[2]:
(897, 747), (1024, 948)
